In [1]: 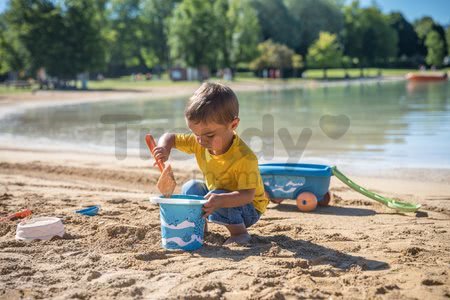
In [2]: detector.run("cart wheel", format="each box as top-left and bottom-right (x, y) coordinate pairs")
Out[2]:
(296, 192), (318, 212)
(271, 198), (284, 204)
(318, 191), (332, 207)
(266, 191), (284, 204)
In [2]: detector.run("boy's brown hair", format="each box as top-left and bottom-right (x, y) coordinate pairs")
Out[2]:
(185, 82), (239, 124)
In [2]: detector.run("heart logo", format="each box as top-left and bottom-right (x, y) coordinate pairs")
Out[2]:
(319, 114), (350, 140)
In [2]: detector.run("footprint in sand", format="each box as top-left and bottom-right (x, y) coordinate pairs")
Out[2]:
(85, 271), (102, 281)
(422, 278), (444, 286)
(135, 252), (169, 261)
(107, 198), (129, 204)
(104, 224), (146, 240)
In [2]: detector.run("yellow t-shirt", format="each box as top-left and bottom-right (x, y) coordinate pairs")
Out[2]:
(175, 133), (269, 214)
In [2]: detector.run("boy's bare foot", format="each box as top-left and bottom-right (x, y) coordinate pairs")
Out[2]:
(223, 233), (251, 245)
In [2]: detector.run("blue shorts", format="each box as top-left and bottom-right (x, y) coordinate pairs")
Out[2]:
(181, 179), (261, 228)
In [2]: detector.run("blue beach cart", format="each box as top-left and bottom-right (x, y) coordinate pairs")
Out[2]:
(259, 163), (421, 213)
(259, 163), (332, 211)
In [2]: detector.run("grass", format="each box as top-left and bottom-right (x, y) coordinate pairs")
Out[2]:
(302, 68), (415, 79)
(1, 68), (448, 95)
(0, 84), (36, 94)
(88, 77), (198, 90)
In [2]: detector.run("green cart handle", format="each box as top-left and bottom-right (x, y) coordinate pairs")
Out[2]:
(332, 166), (421, 213)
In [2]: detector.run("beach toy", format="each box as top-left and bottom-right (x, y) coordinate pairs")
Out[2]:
(260, 163), (332, 211)
(265, 191), (284, 204)
(145, 134), (177, 197)
(331, 166), (421, 213)
(296, 192), (318, 212)
(260, 163), (420, 213)
(0, 208), (32, 222)
(318, 192), (332, 207)
(150, 194), (207, 251)
(75, 205), (100, 216)
(15, 217), (65, 241)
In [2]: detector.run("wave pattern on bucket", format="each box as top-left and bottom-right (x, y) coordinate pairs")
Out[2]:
(155, 198), (206, 251)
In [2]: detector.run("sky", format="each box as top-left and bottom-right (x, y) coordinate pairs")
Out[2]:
(0, 0), (449, 26)
(347, 0), (450, 25)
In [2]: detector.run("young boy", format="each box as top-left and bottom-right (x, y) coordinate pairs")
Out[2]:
(153, 82), (269, 245)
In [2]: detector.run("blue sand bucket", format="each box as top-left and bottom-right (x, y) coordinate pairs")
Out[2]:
(150, 195), (207, 251)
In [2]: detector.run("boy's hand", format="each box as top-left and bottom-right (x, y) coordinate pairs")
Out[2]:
(202, 192), (224, 219)
(152, 146), (170, 166)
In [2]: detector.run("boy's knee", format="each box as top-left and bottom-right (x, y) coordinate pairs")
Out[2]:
(182, 179), (208, 196)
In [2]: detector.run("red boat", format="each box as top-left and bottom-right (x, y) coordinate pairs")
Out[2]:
(406, 72), (448, 82)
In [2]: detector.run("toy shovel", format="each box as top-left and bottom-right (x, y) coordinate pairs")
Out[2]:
(145, 134), (177, 197)
(0, 209), (32, 222)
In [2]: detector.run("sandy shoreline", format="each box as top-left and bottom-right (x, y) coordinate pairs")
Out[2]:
(1, 77), (449, 299)
(1, 150), (449, 299)
(0, 76), (404, 108)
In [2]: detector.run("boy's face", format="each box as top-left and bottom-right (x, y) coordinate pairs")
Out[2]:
(187, 118), (239, 154)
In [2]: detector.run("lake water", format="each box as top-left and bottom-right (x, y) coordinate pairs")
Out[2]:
(1, 80), (449, 169)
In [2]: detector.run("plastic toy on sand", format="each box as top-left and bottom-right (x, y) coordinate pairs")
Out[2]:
(75, 205), (100, 216)
(16, 217), (65, 241)
(260, 163), (332, 211)
(296, 192), (318, 212)
(260, 163), (420, 213)
(0, 209), (32, 222)
(150, 194), (207, 251)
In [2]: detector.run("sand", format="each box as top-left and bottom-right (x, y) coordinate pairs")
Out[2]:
(1, 81), (450, 299)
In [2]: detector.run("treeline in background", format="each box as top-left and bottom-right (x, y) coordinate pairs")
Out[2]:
(1, 0), (449, 83)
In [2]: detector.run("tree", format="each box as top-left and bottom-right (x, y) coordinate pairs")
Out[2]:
(0, 13), (29, 75)
(342, 1), (398, 74)
(284, 0), (344, 55)
(63, 0), (108, 77)
(251, 0), (296, 50)
(167, 0), (222, 70)
(388, 12), (419, 58)
(5, 0), (107, 80)
(414, 16), (448, 58)
(341, 55), (352, 78)
(292, 54), (304, 76)
(213, 0), (231, 69)
(341, 1), (364, 74)
(139, 0), (180, 71)
(447, 26), (450, 56)
(227, 0), (261, 68)
(306, 32), (342, 79)
(249, 40), (298, 73)
(6, 0), (66, 77)
(425, 30), (445, 67)
(107, 0), (145, 72)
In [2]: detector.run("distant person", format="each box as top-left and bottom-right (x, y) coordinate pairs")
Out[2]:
(37, 67), (48, 90)
(262, 69), (268, 78)
(223, 68), (232, 81)
(275, 69), (281, 79)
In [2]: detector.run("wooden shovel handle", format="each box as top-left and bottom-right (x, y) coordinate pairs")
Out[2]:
(145, 134), (165, 172)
